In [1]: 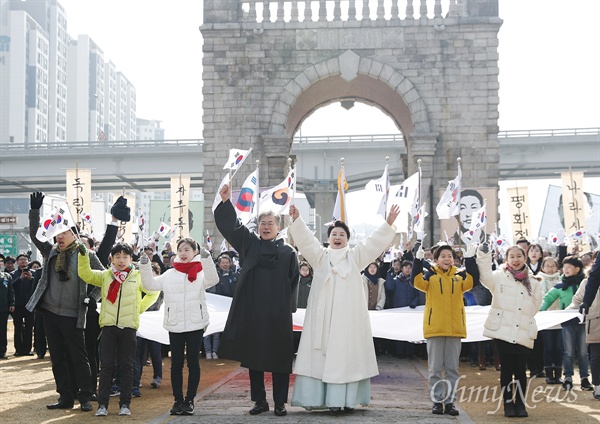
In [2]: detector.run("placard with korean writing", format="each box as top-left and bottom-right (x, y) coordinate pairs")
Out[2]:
(506, 187), (532, 243)
(66, 169), (91, 233)
(171, 176), (191, 242)
(561, 171), (588, 251)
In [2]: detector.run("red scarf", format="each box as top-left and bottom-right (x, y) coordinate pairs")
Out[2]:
(173, 261), (203, 282)
(107, 265), (132, 304)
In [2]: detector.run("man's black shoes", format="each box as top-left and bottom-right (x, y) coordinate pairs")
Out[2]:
(274, 403), (287, 416)
(249, 400), (269, 415)
(47, 400), (74, 410)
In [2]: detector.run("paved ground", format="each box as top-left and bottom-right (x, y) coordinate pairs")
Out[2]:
(148, 356), (461, 424)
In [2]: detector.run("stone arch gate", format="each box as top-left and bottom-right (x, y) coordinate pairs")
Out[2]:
(201, 0), (501, 244)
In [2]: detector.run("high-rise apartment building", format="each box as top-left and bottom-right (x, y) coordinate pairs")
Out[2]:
(0, 0), (66, 145)
(1, 0), (137, 144)
(66, 34), (105, 141)
(103, 60), (117, 140)
(116, 72), (136, 140)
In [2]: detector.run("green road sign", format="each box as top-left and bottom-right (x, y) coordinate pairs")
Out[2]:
(0, 234), (18, 256)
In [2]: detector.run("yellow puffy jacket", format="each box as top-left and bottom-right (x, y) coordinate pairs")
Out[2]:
(78, 253), (159, 330)
(412, 259), (473, 339)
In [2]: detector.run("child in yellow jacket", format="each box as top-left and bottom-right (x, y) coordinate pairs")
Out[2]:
(412, 243), (474, 416)
(78, 242), (159, 417)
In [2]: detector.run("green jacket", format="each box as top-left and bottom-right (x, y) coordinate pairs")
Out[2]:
(540, 282), (579, 311)
(78, 254), (159, 329)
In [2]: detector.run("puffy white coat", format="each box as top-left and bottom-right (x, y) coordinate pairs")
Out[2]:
(477, 250), (542, 349)
(139, 255), (218, 333)
(289, 216), (396, 384)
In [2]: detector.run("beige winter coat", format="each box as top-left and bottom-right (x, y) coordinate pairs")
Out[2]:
(568, 278), (600, 344)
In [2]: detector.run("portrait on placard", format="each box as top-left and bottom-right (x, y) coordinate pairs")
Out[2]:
(539, 185), (600, 238)
(439, 188), (498, 246)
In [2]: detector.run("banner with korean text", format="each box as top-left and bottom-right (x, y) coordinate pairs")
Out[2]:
(506, 187), (531, 243)
(171, 176), (191, 242)
(561, 171), (588, 251)
(66, 169), (91, 233)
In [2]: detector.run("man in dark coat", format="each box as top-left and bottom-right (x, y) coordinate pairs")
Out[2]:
(214, 184), (299, 417)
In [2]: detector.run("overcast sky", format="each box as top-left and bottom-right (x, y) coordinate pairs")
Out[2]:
(60, 0), (600, 139)
(59, 0), (600, 238)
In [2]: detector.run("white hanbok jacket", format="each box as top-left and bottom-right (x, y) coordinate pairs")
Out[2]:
(289, 217), (396, 384)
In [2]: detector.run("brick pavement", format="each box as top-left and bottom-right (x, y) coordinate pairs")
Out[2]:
(149, 355), (465, 423)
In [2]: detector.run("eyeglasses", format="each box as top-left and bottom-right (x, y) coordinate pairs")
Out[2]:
(259, 221), (277, 227)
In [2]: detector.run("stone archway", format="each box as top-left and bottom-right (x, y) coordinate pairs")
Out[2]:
(201, 0), (501, 244)
(263, 52), (438, 238)
(269, 51), (437, 177)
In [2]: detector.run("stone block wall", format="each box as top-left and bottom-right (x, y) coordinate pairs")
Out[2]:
(201, 0), (501, 241)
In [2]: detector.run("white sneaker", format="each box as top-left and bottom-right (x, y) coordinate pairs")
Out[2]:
(206, 352), (212, 359)
(95, 405), (108, 416)
(212, 352), (219, 359)
(119, 405), (131, 416)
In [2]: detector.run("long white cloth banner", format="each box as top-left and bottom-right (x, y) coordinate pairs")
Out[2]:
(136, 294), (581, 346)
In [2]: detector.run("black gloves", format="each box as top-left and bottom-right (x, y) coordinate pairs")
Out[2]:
(479, 242), (489, 254)
(579, 302), (589, 315)
(111, 196), (131, 222)
(30, 192), (45, 210)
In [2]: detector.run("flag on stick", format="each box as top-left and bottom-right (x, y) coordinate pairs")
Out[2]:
(412, 202), (428, 239)
(136, 211), (145, 249)
(235, 169), (259, 224)
(157, 222), (171, 238)
(332, 160), (348, 223)
(223, 148), (252, 174)
(392, 171), (420, 217)
(436, 161), (462, 219)
(466, 202), (486, 241)
(206, 230), (213, 251)
(259, 168), (295, 215)
(212, 173), (231, 213)
(36, 204), (76, 242)
(568, 229), (588, 240)
(365, 163), (390, 219)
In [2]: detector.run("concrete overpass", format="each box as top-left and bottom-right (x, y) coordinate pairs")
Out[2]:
(0, 128), (598, 195)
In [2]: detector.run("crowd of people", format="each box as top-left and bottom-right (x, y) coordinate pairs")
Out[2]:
(0, 189), (598, 419)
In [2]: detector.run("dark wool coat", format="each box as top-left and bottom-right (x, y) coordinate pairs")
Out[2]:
(215, 200), (299, 374)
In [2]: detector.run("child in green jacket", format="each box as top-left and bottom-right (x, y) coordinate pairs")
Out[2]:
(78, 242), (159, 417)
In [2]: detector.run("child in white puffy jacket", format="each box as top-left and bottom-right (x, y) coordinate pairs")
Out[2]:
(139, 237), (218, 416)
(476, 244), (542, 418)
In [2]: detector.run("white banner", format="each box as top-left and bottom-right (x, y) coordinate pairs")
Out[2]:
(137, 295), (580, 345)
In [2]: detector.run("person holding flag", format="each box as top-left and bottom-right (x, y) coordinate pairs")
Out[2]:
(287, 202), (399, 413)
(412, 242), (475, 416)
(26, 192), (104, 413)
(214, 183), (299, 417)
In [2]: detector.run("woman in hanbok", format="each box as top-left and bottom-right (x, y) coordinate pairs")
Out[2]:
(288, 204), (399, 412)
